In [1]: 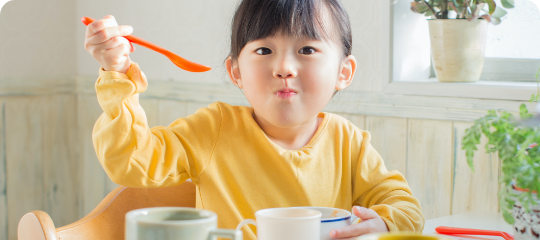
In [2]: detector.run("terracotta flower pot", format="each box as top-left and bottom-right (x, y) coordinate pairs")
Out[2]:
(427, 19), (488, 82)
(512, 185), (540, 240)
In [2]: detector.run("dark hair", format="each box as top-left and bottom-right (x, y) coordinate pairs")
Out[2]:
(229, 0), (352, 62)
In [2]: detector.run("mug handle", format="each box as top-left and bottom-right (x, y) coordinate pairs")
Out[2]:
(236, 219), (257, 233)
(208, 228), (243, 240)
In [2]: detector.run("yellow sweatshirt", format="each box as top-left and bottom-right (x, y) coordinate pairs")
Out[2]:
(92, 62), (424, 239)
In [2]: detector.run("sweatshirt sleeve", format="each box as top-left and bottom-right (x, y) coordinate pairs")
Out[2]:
(92, 62), (222, 188)
(352, 130), (425, 232)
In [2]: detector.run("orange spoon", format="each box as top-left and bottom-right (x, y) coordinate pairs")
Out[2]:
(436, 226), (514, 240)
(81, 17), (211, 73)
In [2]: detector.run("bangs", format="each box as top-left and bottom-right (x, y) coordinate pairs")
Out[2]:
(231, 0), (335, 58)
(244, 0), (328, 41)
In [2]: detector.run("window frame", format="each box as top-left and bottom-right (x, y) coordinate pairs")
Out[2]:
(389, 0), (539, 101)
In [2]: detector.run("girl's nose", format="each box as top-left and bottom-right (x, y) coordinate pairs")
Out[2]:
(273, 59), (298, 79)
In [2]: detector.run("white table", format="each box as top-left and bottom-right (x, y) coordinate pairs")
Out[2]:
(423, 211), (514, 240)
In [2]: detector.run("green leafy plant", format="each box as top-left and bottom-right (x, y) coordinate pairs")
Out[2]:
(462, 69), (540, 224)
(411, 0), (515, 25)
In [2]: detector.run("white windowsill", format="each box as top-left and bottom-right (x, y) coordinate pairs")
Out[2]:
(384, 78), (537, 101)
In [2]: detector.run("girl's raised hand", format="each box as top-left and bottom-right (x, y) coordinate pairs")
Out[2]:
(330, 206), (389, 239)
(84, 15), (134, 74)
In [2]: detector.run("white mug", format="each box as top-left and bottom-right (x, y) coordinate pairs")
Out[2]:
(236, 208), (321, 240)
(126, 207), (242, 240)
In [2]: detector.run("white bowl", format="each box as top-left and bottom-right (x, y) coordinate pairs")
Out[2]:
(293, 207), (352, 240)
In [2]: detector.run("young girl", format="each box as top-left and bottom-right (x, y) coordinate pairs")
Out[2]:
(84, 0), (424, 239)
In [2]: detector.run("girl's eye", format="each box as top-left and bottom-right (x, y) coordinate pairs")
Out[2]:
(299, 47), (316, 55)
(255, 48), (272, 55)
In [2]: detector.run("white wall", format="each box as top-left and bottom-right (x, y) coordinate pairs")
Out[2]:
(485, 0), (540, 59)
(0, 0), (76, 86)
(0, 0), (389, 90)
(76, 0), (238, 84)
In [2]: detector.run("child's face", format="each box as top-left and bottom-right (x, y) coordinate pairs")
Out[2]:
(227, 33), (356, 128)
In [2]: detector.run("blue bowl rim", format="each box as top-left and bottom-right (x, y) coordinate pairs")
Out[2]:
(321, 215), (351, 223)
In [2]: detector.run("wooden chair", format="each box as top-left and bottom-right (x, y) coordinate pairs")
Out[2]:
(17, 181), (196, 240)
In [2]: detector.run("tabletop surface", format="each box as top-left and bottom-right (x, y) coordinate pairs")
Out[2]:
(422, 211), (514, 240)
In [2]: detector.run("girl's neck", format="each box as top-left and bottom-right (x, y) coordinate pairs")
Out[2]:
(252, 111), (322, 151)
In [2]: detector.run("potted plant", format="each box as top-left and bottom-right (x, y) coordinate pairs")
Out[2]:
(462, 70), (540, 239)
(410, 0), (515, 82)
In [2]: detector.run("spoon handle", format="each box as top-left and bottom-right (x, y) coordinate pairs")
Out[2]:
(436, 226), (514, 240)
(81, 17), (211, 72)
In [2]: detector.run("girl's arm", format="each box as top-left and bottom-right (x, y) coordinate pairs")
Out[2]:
(92, 62), (221, 188)
(352, 131), (425, 232)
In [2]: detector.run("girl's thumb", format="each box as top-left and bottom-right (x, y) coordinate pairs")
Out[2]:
(353, 206), (378, 221)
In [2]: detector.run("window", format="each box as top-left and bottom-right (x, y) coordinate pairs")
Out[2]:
(392, 0), (540, 82)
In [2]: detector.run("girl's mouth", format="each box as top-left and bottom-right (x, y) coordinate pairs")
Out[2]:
(275, 89), (297, 98)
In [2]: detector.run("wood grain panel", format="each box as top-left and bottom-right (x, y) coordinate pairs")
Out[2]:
(341, 0), (391, 92)
(6, 96), (80, 240)
(451, 122), (499, 214)
(40, 95), (80, 229)
(77, 95), (112, 215)
(345, 114), (366, 130)
(0, 99), (6, 240)
(6, 97), (45, 240)
(158, 100), (189, 127)
(366, 116), (408, 177)
(407, 119), (453, 220)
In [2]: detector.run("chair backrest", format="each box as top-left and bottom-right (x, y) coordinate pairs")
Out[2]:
(18, 181), (196, 240)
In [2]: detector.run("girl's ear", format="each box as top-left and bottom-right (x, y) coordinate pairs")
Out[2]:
(335, 55), (357, 90)
(225, 56), (243, 89)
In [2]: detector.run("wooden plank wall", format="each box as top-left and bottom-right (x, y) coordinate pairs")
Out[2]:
(0, 95), (502, 239)
(4, 95), (80, 240)
(335, 113), (499, 220)
(0, 99), (7, 240)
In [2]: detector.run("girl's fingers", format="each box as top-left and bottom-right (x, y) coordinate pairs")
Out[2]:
(85, 16), (117, 38)
(102, 43), (130, 64)
(352, 206), (379, 220)
(86, 25), (133, 45)
(88, 36), (124, 56)
(100, 36), (130, 51)
(330, 219), (376, 238)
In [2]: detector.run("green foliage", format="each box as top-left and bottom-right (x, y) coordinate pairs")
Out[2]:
(410, 0), (516, 25)
(462, 103), (540, 224)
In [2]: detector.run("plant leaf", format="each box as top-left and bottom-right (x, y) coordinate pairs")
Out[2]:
(411, 2), (429, 13)
(449, 2), (459, 12)
(520, 104), (534, 120)
(480, 14), (492, 22)
(491, 17), (502, 25)
(468, 3), (485, 21)
(484, 0), (496, 15)
(491, 6), (508, 18)
(502, 208), (515, 224)
(501, 0), (515, 9)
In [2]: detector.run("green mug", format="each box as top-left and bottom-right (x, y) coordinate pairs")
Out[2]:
(126, 207), (243, 240)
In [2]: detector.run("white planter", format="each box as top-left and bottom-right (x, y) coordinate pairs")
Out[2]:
(428, 19), (488, 82)
(512, 188), (540, 240)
